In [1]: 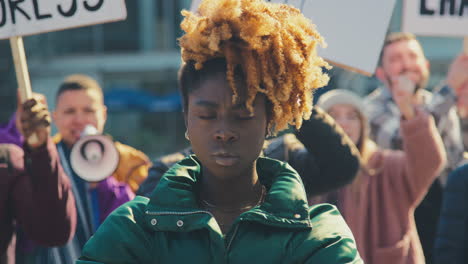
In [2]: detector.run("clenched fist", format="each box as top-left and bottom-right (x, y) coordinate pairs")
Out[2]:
(16, 93), (51, 149)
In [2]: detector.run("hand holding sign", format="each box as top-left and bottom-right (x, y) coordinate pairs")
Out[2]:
(16, 93), (51, 149)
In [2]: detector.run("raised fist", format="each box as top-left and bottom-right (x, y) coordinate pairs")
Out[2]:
(16, 93), (51, 149)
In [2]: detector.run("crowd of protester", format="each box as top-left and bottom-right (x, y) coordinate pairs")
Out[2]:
(1, 0), (468, 263)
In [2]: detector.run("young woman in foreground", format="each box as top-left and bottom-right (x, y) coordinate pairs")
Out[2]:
(78, 0), (362, 263)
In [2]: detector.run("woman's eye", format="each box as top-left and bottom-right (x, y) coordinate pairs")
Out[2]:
(236, 115), (254, 120)
(199, 115), (216, 120)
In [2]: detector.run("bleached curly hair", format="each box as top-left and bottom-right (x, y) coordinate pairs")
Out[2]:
(178, 0), (330, 134)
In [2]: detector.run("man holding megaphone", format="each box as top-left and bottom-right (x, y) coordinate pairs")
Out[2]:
(53, 74), (151, 192)
(16, 74), (148, 263)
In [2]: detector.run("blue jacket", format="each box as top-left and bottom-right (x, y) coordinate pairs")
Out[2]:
(434, 164), (468, 263)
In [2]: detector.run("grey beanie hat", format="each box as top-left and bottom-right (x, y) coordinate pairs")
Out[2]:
(316, 89), (365, 115)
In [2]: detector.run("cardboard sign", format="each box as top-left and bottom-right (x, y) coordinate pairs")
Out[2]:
(0, 0), (127, 39)
(190, 0), (396, 75)
(402, 0), (468, 37)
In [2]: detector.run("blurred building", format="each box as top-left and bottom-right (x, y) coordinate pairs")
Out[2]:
(0, 0), (464, 159)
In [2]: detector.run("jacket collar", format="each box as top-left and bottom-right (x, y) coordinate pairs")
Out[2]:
(144, 155), (312, 232)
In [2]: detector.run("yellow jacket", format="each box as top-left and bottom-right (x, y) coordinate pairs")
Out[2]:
(53, 134), (151, 193)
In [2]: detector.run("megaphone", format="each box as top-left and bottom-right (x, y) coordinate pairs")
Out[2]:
(70, 125), (119, 182)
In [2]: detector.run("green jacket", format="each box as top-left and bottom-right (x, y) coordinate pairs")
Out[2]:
(78, 156), (362, 264)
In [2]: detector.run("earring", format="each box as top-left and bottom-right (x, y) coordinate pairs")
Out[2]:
(185, 131), (190, 140)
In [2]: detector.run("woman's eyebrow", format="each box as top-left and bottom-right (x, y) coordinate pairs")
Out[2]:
(194, 100), (218, 108)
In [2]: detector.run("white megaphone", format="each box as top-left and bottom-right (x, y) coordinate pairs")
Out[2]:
(70, 125), (119, 182)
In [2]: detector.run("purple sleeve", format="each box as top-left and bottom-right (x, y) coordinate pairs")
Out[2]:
(0, 112), (23, 146)
(96, 177), (135, 224)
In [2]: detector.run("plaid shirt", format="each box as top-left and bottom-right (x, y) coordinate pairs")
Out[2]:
(364, 85), (464, 185)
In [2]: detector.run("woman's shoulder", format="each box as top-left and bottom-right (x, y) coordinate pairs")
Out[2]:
(289, 203), (363, 263)
(308, 203), (355, 238)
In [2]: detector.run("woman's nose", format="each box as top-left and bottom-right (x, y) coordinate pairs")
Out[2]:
(213, 129), (238, 143)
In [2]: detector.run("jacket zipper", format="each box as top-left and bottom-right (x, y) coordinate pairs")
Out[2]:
(226, 222), (240, 252)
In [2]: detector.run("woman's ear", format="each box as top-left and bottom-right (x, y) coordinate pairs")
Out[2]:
(183, 110), (188, 128)
(183, 110), (190, 140)
(265, 99), (273, 138)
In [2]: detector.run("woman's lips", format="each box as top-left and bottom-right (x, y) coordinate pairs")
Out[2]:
(212, 153), (239, 166)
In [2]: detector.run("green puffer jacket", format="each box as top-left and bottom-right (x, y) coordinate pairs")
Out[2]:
(78, 156), (362, 264)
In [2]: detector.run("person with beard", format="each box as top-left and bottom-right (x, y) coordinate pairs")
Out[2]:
(364, 32), (466, 263)
(77, 0), (362, 263)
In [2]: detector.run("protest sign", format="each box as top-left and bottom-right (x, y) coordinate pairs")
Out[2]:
(2, 0), (127, 144)
(402, 0), (468, 54)
(0, 0), (127, 39)
(402, 0), (468, 37)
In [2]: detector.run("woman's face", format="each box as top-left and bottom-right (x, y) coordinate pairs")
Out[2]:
(327, 104), (362, 145)
(185, 73), (268, 180)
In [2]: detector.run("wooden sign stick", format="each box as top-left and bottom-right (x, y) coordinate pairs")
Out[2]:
(9, 36), (38, 145)
(10, 36), (32, 102)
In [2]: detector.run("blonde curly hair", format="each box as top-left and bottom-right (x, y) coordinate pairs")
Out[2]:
(179, 0), (330, 134)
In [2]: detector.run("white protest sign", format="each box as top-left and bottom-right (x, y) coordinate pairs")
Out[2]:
(402, 0), (468, 37)
(0, 0), (127, 39)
